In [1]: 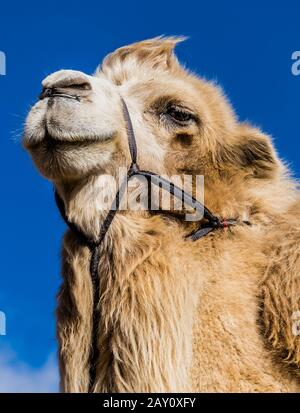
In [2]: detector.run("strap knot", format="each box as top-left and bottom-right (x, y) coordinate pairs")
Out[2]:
(128, 162), (139, 177)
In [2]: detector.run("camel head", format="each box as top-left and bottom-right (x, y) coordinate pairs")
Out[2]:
(23, 37), (283, 224)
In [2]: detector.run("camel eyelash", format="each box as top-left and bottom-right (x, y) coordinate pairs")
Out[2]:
(161, 105), (198, 127)
(148, 97), (198, 127)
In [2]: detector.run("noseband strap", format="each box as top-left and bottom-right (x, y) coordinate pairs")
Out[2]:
(122, 98), (138, 165)
(53, 95), (250, 392)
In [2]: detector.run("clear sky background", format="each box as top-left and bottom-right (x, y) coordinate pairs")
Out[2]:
(0, 1), (299, 392)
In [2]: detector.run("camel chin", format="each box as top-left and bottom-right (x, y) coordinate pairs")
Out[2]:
(24, 120), (118, 181)
(25, 136), (116, 181)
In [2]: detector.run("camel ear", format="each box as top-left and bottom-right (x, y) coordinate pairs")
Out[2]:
(132, 37), (185, 70)
(217, 125), (279, 179)
(101, 36), (185, 74)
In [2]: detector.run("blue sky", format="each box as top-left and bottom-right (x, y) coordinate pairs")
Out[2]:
(0, 1), (300, 392)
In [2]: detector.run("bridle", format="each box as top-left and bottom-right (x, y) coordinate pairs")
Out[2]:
(41, 88), (250, 392)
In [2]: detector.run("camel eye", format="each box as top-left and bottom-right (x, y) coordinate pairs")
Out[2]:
(165, 105), (196, 125)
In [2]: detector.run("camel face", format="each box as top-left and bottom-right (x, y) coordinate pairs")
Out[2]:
(24, 36), (279, 209)
(23, 38), (242, 185)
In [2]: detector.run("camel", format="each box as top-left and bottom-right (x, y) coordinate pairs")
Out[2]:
(23, 37), (300, 392)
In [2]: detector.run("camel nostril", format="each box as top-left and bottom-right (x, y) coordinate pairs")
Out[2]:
(66, 82), (91, 91)
(40, 71), (93, 102)
(39, 81), (92, 101)
(39, 88), (53, 100)
(42, 70), (92, 91)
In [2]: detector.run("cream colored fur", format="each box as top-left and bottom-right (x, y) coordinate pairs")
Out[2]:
(23, 37), (300, 392)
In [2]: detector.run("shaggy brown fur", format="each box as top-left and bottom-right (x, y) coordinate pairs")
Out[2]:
(23, 37), (300, 392)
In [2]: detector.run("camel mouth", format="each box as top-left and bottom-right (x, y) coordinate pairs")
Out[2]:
(24, 129), (115, 151)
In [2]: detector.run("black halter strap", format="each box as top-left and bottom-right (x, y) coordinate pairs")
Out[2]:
(53, 95), (250, 392)
(90, 98), (243, 242)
